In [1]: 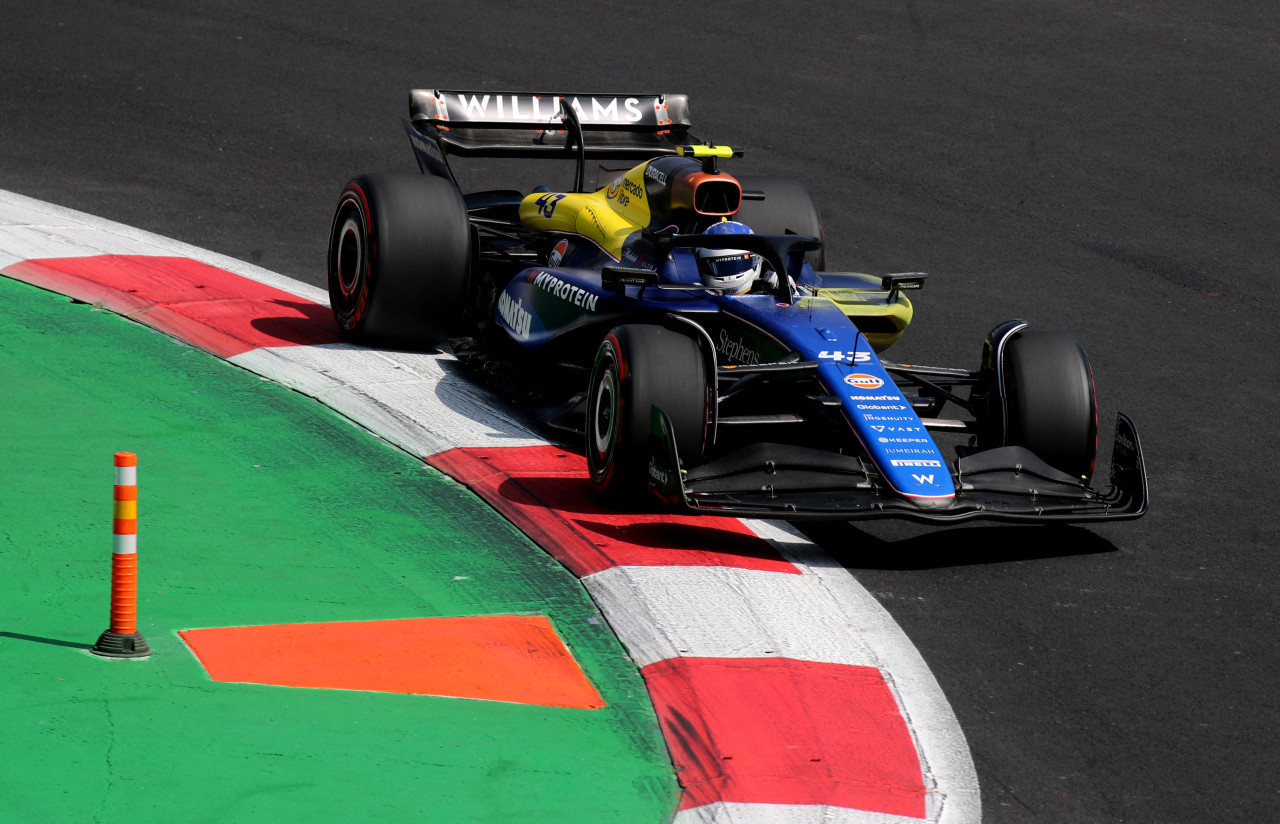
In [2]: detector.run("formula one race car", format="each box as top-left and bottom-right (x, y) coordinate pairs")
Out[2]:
(326, 89), (1147, 522)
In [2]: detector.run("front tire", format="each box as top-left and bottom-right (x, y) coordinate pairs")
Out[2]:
(1001, 330), (1098, 481)
(586, 325), (710, 501)
(327, 173), (471, 346)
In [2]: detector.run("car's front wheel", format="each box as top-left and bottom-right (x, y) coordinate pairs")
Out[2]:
(586, 325), (710, 502)
(998, 330), (1098, 481)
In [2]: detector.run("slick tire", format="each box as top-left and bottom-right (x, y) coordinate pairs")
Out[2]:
(327, 173), (471, 346)
(733, 174), (827, 271)
(1002, 330), (1098, 481)
(587, 325), (710, 503)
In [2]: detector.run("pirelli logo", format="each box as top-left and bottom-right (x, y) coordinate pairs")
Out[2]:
(889, 459), (943, 467)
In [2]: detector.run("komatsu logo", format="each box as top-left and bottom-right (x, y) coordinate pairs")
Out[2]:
(497, 290), (531, 338)
(450, 93), (646, 123)
(533, 270), (599, 311)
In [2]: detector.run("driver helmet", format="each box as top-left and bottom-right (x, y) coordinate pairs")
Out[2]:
(696, 221), (761, 294)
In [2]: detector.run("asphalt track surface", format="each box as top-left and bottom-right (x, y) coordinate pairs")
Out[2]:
(2, 2), (1277, 821)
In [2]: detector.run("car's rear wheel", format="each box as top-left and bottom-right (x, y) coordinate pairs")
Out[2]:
(1000, 330), (1098, 481)
(587, 325), (710, 501)
(732, 174), (826, 271)
(327, 172), (471, 346)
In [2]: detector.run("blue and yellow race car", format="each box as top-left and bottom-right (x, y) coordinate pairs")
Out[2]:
(326, 89), (1147, 523)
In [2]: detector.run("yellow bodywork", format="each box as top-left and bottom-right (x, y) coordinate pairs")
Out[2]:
(519, 164), (915, 351)
(519, 162), (658, 260)
(812, 272), (915, 352)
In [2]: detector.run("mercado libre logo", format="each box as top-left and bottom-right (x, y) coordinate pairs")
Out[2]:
(844, 373), (885, 390)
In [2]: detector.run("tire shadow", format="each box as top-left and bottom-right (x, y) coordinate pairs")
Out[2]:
(798, 521), (1119, 571)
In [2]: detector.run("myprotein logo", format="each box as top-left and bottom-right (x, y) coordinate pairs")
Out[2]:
(532, 270), (599, 311)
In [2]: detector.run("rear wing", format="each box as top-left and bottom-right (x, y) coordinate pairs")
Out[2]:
(407, 89), (698, 166)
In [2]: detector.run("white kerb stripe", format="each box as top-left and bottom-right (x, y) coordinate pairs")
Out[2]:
(583, 564), (879, 668)
(674, 802), (934, 824)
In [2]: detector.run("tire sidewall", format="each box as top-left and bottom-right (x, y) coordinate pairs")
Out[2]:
(587, 333), (625, 489)
(328, 184), (372, 332)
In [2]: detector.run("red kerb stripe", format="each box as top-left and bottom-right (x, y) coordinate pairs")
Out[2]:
(5, 256), (339, 357)
(426, 446), (798, 577)
(643, 657), (927, 818)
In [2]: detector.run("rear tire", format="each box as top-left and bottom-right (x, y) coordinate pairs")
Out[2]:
(1001, 330), (1098, 481)
(733, 175), (826, 271)
(327, 173), (471, 346)
(586, 325), (710, 501)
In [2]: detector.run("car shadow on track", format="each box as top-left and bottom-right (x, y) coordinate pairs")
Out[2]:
(798, 522), (1118, 571)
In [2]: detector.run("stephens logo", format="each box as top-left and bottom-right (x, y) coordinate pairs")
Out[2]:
(717, 329), (761, 365)
(844, 373), (884, 389)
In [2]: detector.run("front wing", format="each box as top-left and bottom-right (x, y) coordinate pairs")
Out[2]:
(646, 412), (1148, 524)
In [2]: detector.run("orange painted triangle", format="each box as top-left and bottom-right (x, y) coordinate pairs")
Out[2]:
(179, 615), (604, 709)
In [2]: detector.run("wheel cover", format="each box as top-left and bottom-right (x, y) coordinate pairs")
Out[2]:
(329, 193), (369, 327)
(592, 361), (619, 463)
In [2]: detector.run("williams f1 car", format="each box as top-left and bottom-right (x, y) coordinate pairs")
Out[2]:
(326, 89), (1147, 523)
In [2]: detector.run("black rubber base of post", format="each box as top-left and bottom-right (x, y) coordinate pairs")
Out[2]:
(91, 630), (152, 659)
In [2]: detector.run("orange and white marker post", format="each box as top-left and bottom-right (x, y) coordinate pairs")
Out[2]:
(92, 452), (152, 658)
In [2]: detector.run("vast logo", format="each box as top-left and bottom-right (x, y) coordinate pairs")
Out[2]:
(844, 373), (884, 389)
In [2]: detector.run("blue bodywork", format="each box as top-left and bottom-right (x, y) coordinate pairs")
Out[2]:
(495, 246), (957, 506)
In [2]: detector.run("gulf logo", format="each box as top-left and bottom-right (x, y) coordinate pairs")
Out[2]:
(844, 373), (885, 390)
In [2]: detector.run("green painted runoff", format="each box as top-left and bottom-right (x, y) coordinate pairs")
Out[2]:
(0, 276), (678, 823)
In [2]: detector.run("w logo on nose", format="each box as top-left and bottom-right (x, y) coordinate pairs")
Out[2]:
(912, 474), (935, 485)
